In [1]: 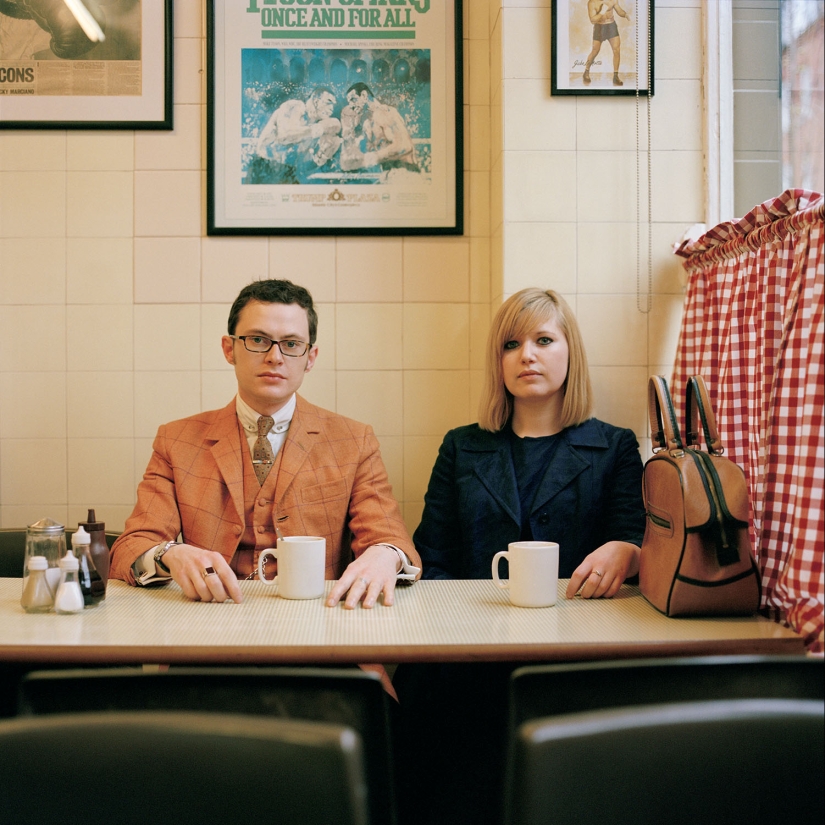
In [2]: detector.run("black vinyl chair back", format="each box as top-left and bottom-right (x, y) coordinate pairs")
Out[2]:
(0, 710), (368, 825)
(509, 654), (824, 732)
(0, 529), (119, 578)
(507, 698), (824, 825)
(19, 666), (396, 825)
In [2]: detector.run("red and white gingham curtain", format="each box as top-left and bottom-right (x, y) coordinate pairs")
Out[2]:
(673, 189), (824, 652)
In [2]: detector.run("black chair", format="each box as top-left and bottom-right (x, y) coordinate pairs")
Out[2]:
(0, 528), (120, 578)
(0, 529), (28, 578)
(509, 654), (824, 732)
(19, 665), (396, 824)
(507, 698), (824, 825)
(0, 710), (368, 825)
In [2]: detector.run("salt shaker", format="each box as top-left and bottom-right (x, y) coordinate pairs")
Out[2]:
(54, 550), (85, 614)
(21, 555), (54, 613)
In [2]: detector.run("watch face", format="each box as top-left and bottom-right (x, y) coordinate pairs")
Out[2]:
(154, 542), (174, 572)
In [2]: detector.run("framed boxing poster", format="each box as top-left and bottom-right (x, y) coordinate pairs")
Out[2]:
(552, 0), (654, 96)
(0, 0), (173, 129)
(206, 0), (463, 236)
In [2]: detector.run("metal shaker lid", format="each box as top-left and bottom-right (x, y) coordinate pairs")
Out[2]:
(27, 516), (65, 534)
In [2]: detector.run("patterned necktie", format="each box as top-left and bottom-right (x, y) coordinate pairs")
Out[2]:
(253, 415), (275, 486)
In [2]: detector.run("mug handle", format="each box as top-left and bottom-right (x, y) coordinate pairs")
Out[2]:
(491, 551), (509, 589)
(257, 547), (279, 587)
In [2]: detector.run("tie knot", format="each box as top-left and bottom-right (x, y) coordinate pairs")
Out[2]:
(257, 416), (275, 437)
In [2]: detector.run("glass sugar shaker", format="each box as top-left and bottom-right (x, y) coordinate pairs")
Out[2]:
(24, 517), (66, 601)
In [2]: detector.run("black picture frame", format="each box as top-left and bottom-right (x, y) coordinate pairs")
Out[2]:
(0, 1), (173, 130)
(551, 0), (654, 96)
(206, 0), (463, 236)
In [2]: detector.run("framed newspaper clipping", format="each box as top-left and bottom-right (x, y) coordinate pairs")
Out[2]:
(552, 0), (654, 96)
(207, 0), (463, 236)
(0, 1), (173, 130)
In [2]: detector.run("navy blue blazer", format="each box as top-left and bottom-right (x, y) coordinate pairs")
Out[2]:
(413, 418), (645, 580)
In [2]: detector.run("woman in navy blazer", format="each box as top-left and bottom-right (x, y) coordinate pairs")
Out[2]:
(395, 289), (646, 825)
(413, 287), (645, 597)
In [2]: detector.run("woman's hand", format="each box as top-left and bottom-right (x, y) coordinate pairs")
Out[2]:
(565, 541), (640, 599)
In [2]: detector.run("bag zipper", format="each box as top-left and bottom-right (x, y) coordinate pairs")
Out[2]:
(687, 449), (739, 566)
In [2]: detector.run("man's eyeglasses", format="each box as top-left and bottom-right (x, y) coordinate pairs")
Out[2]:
(229, 335), (311, 357)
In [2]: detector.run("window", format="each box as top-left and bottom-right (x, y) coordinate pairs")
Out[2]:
(781, 0), (825, 193)
(730, 0), (823, 218)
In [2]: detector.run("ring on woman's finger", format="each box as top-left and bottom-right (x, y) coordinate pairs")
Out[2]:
(358, 577), (370, 586)
(593, 569), (604, 578)
(202, 566), (217, 579)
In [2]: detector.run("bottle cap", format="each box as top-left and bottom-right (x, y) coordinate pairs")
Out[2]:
(59, 550), (79, 570)
(27, 555), (48, 571)
(71, 525), (91, 547)
(81, 508), (105, 532)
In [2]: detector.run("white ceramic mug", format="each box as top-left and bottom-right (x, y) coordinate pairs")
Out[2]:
(491, 541), (559, 607)
(257, 536), (326, 600)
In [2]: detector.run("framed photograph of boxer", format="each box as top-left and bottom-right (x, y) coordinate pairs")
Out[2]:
(552, 0), (654, 96)
(206, 0), (463, 236)
(0, 1), (173, 129)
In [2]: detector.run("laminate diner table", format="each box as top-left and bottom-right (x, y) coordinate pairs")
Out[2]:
(0, 577), (804, 666)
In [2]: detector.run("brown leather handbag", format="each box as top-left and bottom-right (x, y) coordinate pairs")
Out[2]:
(639, 375), (761, 617)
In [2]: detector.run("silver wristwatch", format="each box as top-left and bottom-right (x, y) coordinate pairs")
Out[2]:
(153, 540), (179, 575)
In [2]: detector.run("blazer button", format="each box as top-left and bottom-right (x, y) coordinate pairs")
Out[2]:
(234, 525), (242, 536)
(257, 525), (265, 534)
(538, 514), (549, 524)
(258, 498), (267, 507)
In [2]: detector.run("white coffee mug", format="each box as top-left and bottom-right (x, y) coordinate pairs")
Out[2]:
(257, 536), (326, 600)
(491, 541), (559, 607)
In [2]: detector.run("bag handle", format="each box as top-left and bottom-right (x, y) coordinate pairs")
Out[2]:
(648, 375), (683, 452)
(685, 376), (726, 455)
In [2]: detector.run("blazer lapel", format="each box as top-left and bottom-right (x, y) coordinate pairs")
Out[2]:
(206, 399), (246, 527)
(530, 438), (589, 515)
(530, 420), (607, 514)
(465, 431), (521, 526)
(273, 395), (320, 505)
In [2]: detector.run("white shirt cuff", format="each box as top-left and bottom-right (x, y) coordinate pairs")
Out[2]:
(379, 544), (420, 583)
(133, 545), (172, 586)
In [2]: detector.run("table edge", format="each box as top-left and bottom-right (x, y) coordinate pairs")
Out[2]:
(0, 635), (806, 666)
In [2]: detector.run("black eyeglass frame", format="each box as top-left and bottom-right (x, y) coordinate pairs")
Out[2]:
(228, 335), (311, 357)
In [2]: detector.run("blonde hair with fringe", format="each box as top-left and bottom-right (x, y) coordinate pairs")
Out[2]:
(478, 288), (593, 432)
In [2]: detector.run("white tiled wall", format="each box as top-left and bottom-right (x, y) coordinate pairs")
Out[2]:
(496, 0), (702, 459)
(0, 1), (699, 539)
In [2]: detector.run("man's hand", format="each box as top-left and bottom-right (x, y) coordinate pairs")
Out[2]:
(565, 541), (640, 600)
(162, 543), (243, 604)
(326, 544), (400, 609)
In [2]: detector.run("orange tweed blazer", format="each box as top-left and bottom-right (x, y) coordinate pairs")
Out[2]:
(110, 395), (419, 584)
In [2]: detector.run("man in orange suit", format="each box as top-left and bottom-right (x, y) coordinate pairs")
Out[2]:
(110, 279), (420, 611)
